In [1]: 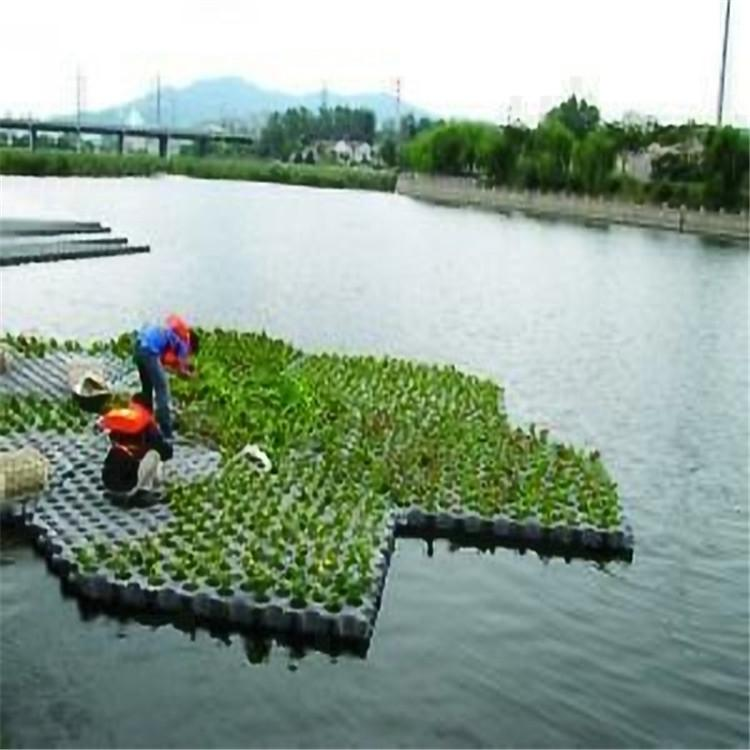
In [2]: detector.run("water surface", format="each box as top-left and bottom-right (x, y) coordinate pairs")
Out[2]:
(1, 175), (748, 748)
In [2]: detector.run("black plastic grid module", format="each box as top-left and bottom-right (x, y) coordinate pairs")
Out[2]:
(2, 425), (393, 644)
(1, 351), (634, 650)
(0, 350), (139, 400)
(393, 506), (634, 562)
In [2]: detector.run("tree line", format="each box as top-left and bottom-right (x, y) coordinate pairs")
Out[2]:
(402, 96), (749, 211)
(257, 106), (377, 161)
(255, 106), (439, 165)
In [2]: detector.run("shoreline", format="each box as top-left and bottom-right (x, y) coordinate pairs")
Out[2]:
(396, 174), (749, 243)
(0, 148), (397, 193)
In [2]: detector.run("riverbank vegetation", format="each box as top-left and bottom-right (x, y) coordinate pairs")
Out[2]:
(2, 96), (745, 209)
(0, 149), (397, 192)
(402, 97), (749, 212)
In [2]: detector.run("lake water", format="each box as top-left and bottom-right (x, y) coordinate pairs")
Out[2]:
(1, 175), (748, 748)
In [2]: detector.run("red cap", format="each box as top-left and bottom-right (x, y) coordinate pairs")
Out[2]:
(166, 314), (190, 343)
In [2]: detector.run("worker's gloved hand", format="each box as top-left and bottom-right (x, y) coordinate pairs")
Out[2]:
(178, 363), (196, 379)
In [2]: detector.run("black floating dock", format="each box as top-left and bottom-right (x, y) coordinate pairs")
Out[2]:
(0, 218), (150, 267)
(0, 219), (110, 237)
(1, 351), (634, 654)
(0, 241), (149, 267)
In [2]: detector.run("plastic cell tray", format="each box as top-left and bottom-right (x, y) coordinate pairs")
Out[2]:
(394, 506), (634, 562)
(1, 352), (634, 649)
(0, 349), (138, 400)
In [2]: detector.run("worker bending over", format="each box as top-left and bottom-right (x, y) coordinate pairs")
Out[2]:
(133, 314), (199, 441)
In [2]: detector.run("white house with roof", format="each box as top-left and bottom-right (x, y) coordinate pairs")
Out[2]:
(329, 139), (376, 165)
(618, 136), (705, 182)
(332, 140), (353, 162)
(352, 141), (373, 164)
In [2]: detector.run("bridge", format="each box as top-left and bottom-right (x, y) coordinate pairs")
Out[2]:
(0, 117), (254, 157)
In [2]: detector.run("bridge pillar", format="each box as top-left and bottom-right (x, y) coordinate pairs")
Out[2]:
(29, 125), (37, 152)
(196, 137), (208, 157)
(116, 132), (125, 154)
(158, 134), (168, 158)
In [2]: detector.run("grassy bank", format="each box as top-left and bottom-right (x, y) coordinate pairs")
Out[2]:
(0, 148), (398, 192)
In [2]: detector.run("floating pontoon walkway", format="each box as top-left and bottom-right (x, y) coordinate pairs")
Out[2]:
(0, 219), (150, 267)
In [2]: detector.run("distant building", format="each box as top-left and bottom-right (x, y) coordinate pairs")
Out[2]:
(618, 136), (704, 182)
(332, 140), (353, 163)
(352, 142), (373, 164)
(329, 140), (376, 165)
(286, 139), (381, 167)
(618, 150), (653, 182)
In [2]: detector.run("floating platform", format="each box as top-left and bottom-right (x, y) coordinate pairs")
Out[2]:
(0, 349), (138, 400)
(394, 506), (633, 562)
(0, 218), (149, 267)
(1, 346), (634, 652)
(0, 219), (110, 237)
(0, 427), (390, 645)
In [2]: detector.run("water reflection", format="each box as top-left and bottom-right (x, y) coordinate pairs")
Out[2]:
(57, 574), (370, 665)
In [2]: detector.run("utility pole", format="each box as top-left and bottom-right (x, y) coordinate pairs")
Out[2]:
(76, 68), (83, 153)
(156, 74), (162, 127)
(717, 0), (731, 126)
(395, 77), (401, 159)
(321, 81), (328, 111)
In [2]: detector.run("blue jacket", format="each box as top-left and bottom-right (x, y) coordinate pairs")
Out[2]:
(136, 324), (189, 363)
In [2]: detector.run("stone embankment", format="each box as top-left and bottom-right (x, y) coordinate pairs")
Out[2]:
(397, 174), (749, 243)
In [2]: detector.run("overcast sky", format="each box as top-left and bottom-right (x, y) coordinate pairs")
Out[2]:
(1, 0), (747, 125)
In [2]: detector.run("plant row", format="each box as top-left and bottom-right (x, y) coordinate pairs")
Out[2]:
(8, 329), (624, 604)
(0, 394), (91, 435)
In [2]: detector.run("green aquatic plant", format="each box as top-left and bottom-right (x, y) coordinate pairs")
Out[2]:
(5, 329), (624, 604)
(0, 394), (90, 435)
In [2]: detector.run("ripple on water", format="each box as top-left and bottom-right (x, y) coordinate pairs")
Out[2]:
(0, 176), (748, 749)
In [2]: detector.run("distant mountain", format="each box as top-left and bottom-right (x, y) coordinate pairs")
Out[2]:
(63, 76), (433, 132)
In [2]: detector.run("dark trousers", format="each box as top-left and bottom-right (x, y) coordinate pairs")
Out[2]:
(134, 347), (174, 439)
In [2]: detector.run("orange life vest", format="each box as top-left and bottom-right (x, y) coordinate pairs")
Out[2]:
(99, 402), (154, 436)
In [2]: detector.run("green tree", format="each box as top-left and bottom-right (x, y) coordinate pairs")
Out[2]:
(605, 122), (651, 154)
(572, 130), (617, 193)
(430, 124), (467, 174)
(380, 137), (397, 167)
(533, 119), (575, 190)
(651, 151), (703, 183)
(482, 125), (529, 186)
(702, 126), (750, 210)
(544, 95), (600, 139)
(258, 113), (291, 159)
